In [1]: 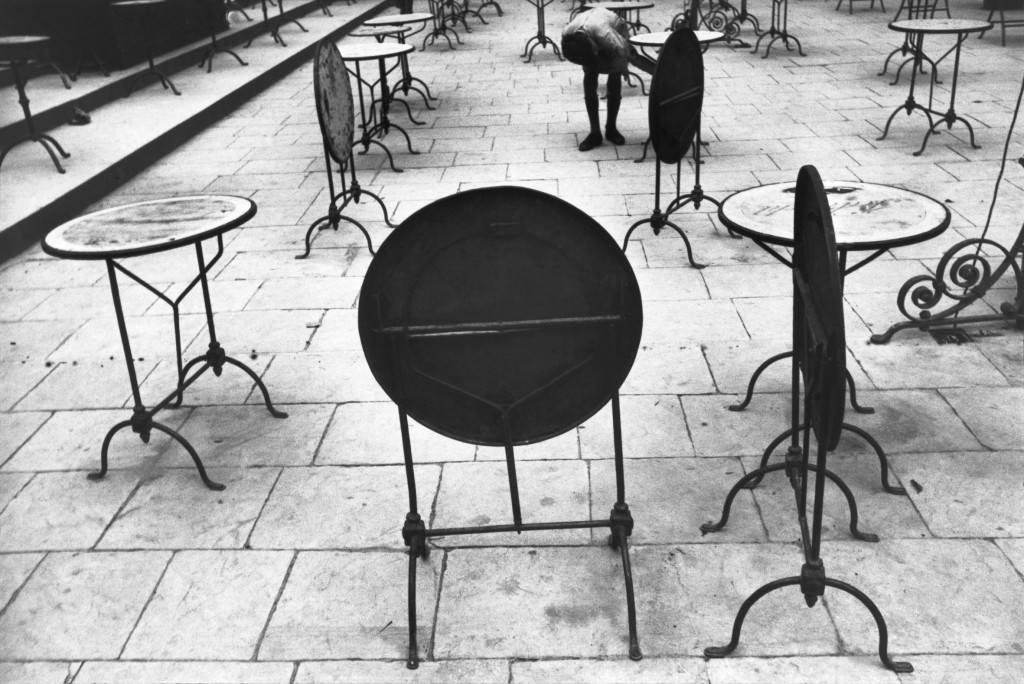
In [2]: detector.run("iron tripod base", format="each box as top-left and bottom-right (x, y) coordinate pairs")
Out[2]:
(90, 342), (287, 491)
(297, 185), (397, 258)
(704, 568), (913, 673)
(0, 134), (70, 174)
(522, 34), (563, 63)
(401, 502), (642, 669)
(878, 97), (980, 157)
(729, 350), (876, 415)
(623, 209), (706, 269)
(754, 27), (804, 58)
(199, 40), (248, 72)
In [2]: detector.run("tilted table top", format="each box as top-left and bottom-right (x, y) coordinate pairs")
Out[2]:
(587, 2), (655, 10)
(337, 41), (415, 61)
(889, 18), (993, 35)
(718, 181), (950, 251)
(42, 195), (256, 260)
(630, 30), (725, 47)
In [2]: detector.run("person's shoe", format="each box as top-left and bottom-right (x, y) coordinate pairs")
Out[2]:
(578, 131), (603, 151)
(605, 127), (625, 145)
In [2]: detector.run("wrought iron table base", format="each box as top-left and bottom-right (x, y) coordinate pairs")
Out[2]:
(245, 0), (307, 47)
(753, 0), (804, 58)
(122, 3), (182, 97)
(0, 61), (70, 174)
(423, 0), (464, 49)
(671, 0), (760, 48)
(298, 171), (397, 258)
(877, 30), (980, 157)
(398, 396), (642, 669)
(91, 238), (287, 490)
(522, 0), (563, 63)
(730, 350), (875, 415)
(349, 58), (420, 173)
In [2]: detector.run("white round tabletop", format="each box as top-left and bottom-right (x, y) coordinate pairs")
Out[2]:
(889, 19), (992, 35)
(42, 195), (256, 260)
(718, 181), (950, 250)
(337, 41), (415, 61)
(630, 30), (725, 47)
(363, 12), (434, 26)
(588, 1), (655, 10)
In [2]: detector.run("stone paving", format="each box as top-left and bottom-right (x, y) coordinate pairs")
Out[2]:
(1, 1), (1023, 682)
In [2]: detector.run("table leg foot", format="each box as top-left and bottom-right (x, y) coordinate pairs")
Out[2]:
(729, 351), (794, 411)
(150, 421), (226, 491)
(221, 355), (288, 419)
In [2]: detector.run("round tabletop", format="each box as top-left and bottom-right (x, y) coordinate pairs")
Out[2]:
(42, 195), (256, 260)
(363, 12), (434, 26)
(888, 18), (992, 35)
(588, 1), (655, 10)
(337, 41), (415, 61)
(718, 181), (950, 251)
(630, 30), (725, 47)
(111, 0), (168, 7)
(0, 35), (50, 62)
(351, 25), (410, 38)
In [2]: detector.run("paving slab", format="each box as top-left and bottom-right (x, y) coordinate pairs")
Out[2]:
(122, 550), (293, 660)
(295, 659), (509, 683)
(259, 550), (439, 661)
(890, 451), (1024, 538)
(0, 472), (32, 513)
(73, 661), (297, 684)
(316, 402), (477, 466)
(579, 394), (694, 460)
(164, 403), (333, 468)
(0, 411), (47, 464)
(590, 457), (766, 545)
(706, 656), (900, 683)
(431, 460), (591, 547)
(893, 655), (1024, 684)
(0, 470), (138, 551)
(0, 663), (80, 684)
(98, 468), (279, 549)
(824, 539), (1024, 655)
(1, 408), (186, 472)
(0, 551), (43, 612)
(512, 657), (706, 684)
(0, 550), (170, 659)
(249, 464), (440, 549)
(939, 386), (1024, 451)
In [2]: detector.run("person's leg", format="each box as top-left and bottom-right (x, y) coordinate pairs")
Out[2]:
(605, 72), (624, 145)
(580, 68), (603, 151)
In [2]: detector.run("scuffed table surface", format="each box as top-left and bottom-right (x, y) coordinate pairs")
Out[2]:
(41, 195), (255, 259)
(718, 181), (951, 250)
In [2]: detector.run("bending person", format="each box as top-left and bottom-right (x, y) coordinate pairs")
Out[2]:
(561, 7), (655, 152)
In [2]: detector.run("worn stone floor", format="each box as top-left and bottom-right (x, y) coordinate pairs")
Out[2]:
(1, 0), (1022, 682)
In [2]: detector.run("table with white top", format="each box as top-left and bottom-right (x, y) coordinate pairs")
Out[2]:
(40, 195), (288, 491)
(877, 18), (992, 156)
(362, 13), (440, 113)
(338, 41), (420, 172)
(719, 180), (951, 419)
(522, 0), (564, 62)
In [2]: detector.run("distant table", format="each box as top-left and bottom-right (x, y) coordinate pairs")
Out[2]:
(630, 30), (725, 164)
(877, 19), (991, 156)
(522, 0), (563, 62)
(589, 1), (654, 34)
(40, 196), (287, 491)
(754, 0), (804, 58)
(338, 41), (420, 172)
(718, 180), (950, 413)
(362, 13), (439, 111)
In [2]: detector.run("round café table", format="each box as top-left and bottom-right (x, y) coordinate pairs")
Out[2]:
(719, 180), (950, 495)
(877, 19), (991, 156)
(718, 180), (950, 414)
(588, 1), (655, 34)
(521, 0), (564, 63)
(337, 41), (420, 172)
(41, 195), (288, 491)
(631, 30), (724, 164)
(362, 13), (439, 110)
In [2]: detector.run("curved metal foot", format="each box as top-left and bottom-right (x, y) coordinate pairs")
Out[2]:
(297, 214), (332, 259)
(90, 419), (135, 481)
(221, 356), (288, 419)
(846, 369), (874, 414)
(840, 423), (906, 495)
(612, 525), (642, 661)
(729, 351), (793, 411)
(150, 421), (225, 491)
